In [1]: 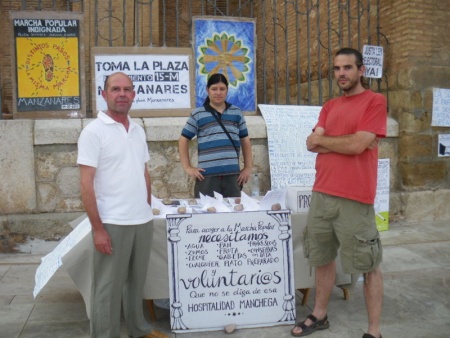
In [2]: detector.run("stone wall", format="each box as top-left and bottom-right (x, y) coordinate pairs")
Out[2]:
(0, 117), (270, 246)
(4, 115), (448, 250)
(382, 1), (450, 224)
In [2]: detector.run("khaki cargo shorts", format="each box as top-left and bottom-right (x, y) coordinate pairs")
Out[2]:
(303, 192), (382, 274)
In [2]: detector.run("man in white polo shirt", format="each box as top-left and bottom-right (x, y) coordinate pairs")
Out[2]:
(77, 72), (167, 338)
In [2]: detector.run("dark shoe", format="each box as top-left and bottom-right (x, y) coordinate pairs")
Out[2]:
(132, 330), (169, 338)
(144, 331), (169, 338)
(291, 314), (329, 337)
(363, 334), (382, 338)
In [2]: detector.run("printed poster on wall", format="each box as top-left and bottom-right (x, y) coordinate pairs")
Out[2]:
(363, 45), (384, 79)
(11, 12), (85, 117)
(438, 134), (450, 157)
(92, 47), (193, 117)
(193, 16), (256, 112)
(166, 211), (295, 333)
(431, 88), (450, 127)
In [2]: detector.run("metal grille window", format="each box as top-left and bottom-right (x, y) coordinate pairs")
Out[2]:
(0, 0), (387, 117)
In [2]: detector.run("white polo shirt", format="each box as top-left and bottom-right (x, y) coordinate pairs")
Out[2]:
(77, 111), (153, 225)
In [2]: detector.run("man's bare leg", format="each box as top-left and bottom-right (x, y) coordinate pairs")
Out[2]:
(364, 267), (383, 338)
(291, 260), (336, 335)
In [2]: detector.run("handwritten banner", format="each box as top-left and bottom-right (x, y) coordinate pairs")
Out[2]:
(259, 104), (321, 190)
(166, 211), (295, 332)
(260, 104), (391, 230)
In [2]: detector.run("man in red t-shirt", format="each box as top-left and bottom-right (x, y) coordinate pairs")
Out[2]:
(291, 48), (386, 338)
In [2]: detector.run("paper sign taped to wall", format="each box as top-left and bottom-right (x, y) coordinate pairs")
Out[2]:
(363, 45), (384, 78)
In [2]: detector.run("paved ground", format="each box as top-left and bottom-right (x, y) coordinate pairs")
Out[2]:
(1, 220), (450, 338)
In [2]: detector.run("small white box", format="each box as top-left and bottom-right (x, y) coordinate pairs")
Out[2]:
(286, 187), (312, 213)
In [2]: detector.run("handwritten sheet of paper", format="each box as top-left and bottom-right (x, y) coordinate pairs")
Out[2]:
(432, 88), (450, 127)
(239, 190), (260, 211)
(166, 211), (295, 332)
(33, 216), (91, 298)
(374, 159), (390, 231)
(259, 104), (321, 190)
(259, 189), (287, 210)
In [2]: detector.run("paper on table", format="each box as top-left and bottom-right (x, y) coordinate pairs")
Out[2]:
(213, 191), (224, 202)
(240, 191), (260, 211)
(33, 215), (91, 298)
(199, 193), (232, 212)
(151, 195), (175, 217)
(61, 214), (93, 318)
(259, 189), (287, 210)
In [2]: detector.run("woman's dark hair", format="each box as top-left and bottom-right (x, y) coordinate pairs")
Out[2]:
(204, 73), (229, 105)
(335, 47), (369, 89)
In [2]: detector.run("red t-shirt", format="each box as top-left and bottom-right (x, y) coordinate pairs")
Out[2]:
(313, 90), (387, 204)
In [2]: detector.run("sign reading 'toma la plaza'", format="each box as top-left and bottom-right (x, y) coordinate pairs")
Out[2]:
(92, 48), (194, 117)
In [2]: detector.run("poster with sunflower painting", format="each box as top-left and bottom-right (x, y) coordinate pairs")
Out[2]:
(193, 16), (256, 112)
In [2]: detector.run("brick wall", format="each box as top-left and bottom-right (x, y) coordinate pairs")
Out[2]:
(382, 1), (450, 192)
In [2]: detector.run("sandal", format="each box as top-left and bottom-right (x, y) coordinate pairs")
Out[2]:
(291, 314), (330, 337)
(363, 334), (382, 338)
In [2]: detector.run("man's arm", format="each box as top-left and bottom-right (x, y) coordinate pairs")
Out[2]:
(306, 130), (377, 155)
(238, 136), (252, 185)
(307, 127), (332, 153)
(79, 165), (112, 255)
(144, 164), (152, 205)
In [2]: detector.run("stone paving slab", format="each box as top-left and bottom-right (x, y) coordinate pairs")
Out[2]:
(1, 221), (450, 338)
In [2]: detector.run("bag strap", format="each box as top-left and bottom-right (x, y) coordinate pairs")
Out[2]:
(206, 104), (240, 158)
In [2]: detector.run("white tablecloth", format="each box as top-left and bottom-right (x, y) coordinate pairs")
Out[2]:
(61, 213), (354, 318)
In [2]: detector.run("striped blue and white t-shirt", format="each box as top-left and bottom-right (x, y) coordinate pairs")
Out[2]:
(181, 102), (249, 177)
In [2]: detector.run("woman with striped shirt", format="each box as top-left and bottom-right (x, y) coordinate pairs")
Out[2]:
(178, 73), (253, 198)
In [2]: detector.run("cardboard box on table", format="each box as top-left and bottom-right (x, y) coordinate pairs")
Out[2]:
(286, 187), (354, 289)
(286, 187), (312, 213)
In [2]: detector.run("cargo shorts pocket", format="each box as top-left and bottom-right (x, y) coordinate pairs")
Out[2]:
(302, 226), (310, 258)
(352, 233), (382, 271)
